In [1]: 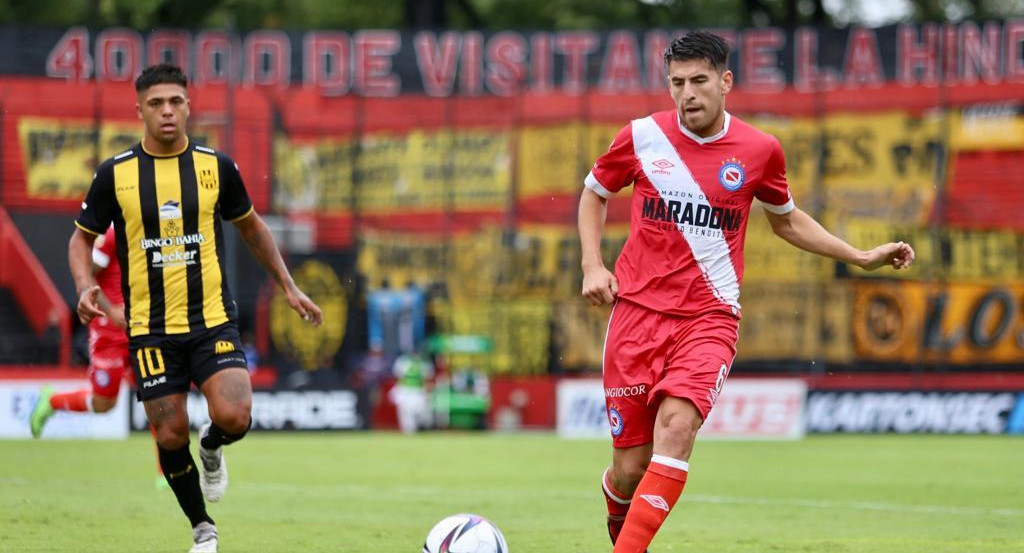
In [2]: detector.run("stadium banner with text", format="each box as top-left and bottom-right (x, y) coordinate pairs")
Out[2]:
(0, 380), (129, 439)
(701, 379), (807, 440)
(516, 123), (617, 200)
(557, 378), (807, 440)
(951, 102), (1024, 152)
(852, 280), (1024, 365)
(17, 118), (141, 201)
(6, 23), (1024, 94)
(273, 128), (511, 219)
(806, 391), (1021, 434)
(5, 84), (1022, 239)
(7, 114), (220, 209)
(751, 111), (943, 224)
(11, 110), (995, 233)
(274, 111), (949, 228)
(129, 389), (368, 431)
(737, 281), (854, 364)
(742, 210), (837, 284)
(5, 22), (1024, 378)
(942, 102), (1024, 230)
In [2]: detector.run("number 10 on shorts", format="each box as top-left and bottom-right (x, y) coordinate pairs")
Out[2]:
(136, 347), (166, 378)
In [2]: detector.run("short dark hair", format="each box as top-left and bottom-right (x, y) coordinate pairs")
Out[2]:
(663, 31), (730, 73)
(135, 64), (188, 93)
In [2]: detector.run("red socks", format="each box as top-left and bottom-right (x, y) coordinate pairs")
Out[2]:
(612, 454), (689, 553)
(50, 390), (91, 412)
(602, 468), (632, 543)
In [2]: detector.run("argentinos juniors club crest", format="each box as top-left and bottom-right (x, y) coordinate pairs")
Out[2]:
(719, 157), (746, 191)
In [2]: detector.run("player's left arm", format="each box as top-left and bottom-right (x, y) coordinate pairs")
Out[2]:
(219, 154), (322, 325)
(763, 208), (915, 271)
(757, 137), (913, 272)
(232, 211), (323, 325)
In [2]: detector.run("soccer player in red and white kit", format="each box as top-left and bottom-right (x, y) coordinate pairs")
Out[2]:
(30, 226), (133, 435)
(30, 226), (166, 485)
(578, 32), (915, 553)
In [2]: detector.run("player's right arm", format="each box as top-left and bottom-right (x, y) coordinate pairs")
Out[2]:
(578, 123), (636, 307)
(69, 229), (104, 324)
(88, 230), (126, 328)
(579, 188), (617, 306)
(71, 161), (117, 325)
(90, 267), (126, 328)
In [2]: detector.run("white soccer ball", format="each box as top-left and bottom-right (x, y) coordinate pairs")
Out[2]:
(422, 513), (509, 553)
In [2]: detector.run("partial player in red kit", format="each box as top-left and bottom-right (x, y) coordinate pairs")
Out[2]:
(31, 226), (131, 434)
(29, 227), (164, 483)
(578, 32), (915, 553)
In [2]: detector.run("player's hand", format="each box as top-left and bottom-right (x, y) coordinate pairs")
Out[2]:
(77, 285), (106, 324)
(860, 241), (916, 271)
(582, 265), (618, 306)
(285, 285), (323, 326)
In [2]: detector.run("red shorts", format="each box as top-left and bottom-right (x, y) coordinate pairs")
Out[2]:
(89, 323), (132, 399)
(602, 300), (739, 448)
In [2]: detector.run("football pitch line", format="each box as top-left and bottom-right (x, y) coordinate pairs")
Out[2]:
(685, 494), (1024, 518)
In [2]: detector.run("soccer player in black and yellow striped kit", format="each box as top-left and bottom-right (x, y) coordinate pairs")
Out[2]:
(68, 64), (323, 553)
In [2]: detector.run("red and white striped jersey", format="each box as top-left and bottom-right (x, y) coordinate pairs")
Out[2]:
(585, 110), (794, 318)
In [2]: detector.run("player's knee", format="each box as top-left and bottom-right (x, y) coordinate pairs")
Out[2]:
(613, 457), (648, 490)
(657, 398), (702, 437)
(215, 411), (252, 436)
(659, 411), (700, 438)
(654, 404), (701, 458)
(154, 426), (190, 450)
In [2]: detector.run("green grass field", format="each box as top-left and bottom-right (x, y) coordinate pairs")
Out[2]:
(2, 433), (1023, 552)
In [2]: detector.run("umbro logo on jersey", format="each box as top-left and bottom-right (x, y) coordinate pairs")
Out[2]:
(640, 494), (671, 511)
(651, 158), (675, 175)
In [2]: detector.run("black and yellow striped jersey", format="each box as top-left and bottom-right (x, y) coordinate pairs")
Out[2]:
(75, 139), (254, 337)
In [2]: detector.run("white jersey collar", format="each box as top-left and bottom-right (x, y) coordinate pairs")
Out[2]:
(676, 111), (731, 145)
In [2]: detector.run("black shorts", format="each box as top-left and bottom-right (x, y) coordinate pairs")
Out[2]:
(130, 322), (248, 401)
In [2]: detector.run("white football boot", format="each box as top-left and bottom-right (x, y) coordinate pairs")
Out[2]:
(189, 521), (218, 553)
(198, 423), (228, 502)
